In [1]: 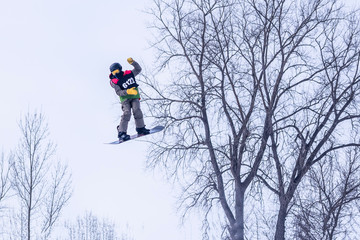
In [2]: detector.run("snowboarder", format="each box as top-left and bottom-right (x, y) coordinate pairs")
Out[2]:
(109, 57), (150, 141)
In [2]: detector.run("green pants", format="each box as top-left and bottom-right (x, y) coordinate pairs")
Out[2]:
(118, 98), (145, 132)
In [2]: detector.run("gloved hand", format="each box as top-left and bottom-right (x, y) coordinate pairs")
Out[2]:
(127, 57), (134, 64)
(126, 87), (138, 95)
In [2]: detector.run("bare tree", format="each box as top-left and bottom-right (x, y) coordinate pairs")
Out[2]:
(64, 212), (133, 240)
(0, 152), (11, 238)
(144, 0), (360, 239)
(9, 111), (72, 240)
(263, 4), (360, 239)
(292, 148), (360, 240)
(0, 152), (11, 209)
(42, 162), (72, 239)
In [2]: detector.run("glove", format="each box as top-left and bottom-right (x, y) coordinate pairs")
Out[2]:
(127, 57), (134, 64)
(126, 87), (138, 95)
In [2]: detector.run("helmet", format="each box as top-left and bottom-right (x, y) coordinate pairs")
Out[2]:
(110, 62), (122, 72)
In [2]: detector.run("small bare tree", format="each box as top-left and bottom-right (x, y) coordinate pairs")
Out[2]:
(292, 148), (360, 240)
(64, 212), (133, 240)
(0, 152), (11, 209)
(0, 152), (11, 238)
(9, 111), (72, 240)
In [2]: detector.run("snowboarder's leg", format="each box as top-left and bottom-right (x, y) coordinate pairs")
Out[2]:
(132, 99), (150, 135)
(118, 100), (131, 138)
(132, 99), (145, 128)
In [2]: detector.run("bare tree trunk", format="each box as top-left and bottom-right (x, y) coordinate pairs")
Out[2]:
(232, 185), (245, 240)
(274, 202), (288, 240)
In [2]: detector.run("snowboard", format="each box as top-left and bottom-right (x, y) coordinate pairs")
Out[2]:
(107, 125), (164, 144)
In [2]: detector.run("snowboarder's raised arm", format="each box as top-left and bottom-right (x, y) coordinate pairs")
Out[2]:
(127, 57), (142, 76)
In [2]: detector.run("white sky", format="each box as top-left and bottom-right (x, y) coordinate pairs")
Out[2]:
(0, 0), (201, 239)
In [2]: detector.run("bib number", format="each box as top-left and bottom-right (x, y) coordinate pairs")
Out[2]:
(122, 78), (135, 89)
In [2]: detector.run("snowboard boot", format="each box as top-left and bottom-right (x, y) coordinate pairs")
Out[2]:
(136, 126), (150, 135)
(118, 132), (130, 141)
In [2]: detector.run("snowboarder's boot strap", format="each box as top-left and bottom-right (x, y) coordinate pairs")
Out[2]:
(118, 132), (130, 141)
(136, 127), (150, 135)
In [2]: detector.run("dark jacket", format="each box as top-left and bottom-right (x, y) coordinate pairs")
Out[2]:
(109, 61), (142, 102)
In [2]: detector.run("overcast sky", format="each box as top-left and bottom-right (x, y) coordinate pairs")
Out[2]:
(1, 0), (359, 239)
(0, 0), (202, 239)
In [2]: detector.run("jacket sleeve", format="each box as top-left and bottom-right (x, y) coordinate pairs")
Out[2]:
(118, 90), (128, 97)
(110, 80), (128, 97)
(130, 60), (142, 77)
